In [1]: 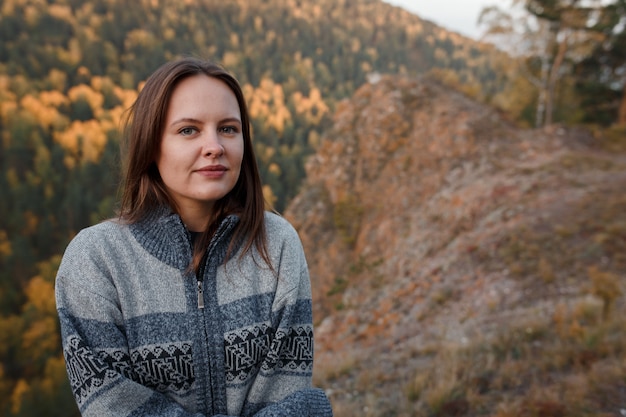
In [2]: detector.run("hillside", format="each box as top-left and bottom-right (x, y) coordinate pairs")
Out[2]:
(285, 75), (626, 415)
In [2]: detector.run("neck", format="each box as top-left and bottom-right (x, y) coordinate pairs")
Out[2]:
(177, 203), (214, 232)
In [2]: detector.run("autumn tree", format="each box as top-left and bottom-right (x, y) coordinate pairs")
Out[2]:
(0, 257), (78, 417)
(574, 0), (626, 126)
(479, 0), (608, 127)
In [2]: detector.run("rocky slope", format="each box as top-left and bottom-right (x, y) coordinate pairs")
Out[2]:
(284, 75), (626, 414)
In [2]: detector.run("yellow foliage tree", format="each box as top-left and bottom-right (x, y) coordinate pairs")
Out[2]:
(47, 3), (73, 21)
(0, 109), (17, 147)
(263, 184), (277, 210)
(24, 275), (56, 316)
(291, 87), (329, 124)
(17, 268), (60, 372)
(244, 78), (293, 135)
(10, 379), (30, 415)
(0, 230), (12, 258)
(53, 119), (108, 168)
(0, 364), (11, 413)
(113, 86), (138, 110)
(22, 211), (39, 236)
(0, 255), (69, 416)
(20, 93), (68, 131)
(46, 68), (68, 91)
(21, 316), (59, 360)
(40, 90), (68, 107)
(268, 162), (281, 176)
(0, 314), (24, 358)
(39, 355), (70, 399)
(68, 84), (105, 118)
(0, 74), (16, 101)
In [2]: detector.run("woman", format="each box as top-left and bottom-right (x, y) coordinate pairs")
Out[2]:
(55, 57), (333, 417)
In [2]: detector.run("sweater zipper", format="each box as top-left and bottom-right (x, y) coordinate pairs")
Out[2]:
(195, 245), (213, 414)
(193, 218), (229, 310)
(196, 279), (205, 309)
(191, 217), (235, 415)
(196, 249), (209, 309)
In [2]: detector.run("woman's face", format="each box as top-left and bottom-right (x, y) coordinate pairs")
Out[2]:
(156, 75), (244, 227)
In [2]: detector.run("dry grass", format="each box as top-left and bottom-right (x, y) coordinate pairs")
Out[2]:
(323, 287), (625, 416)
(314, 350), (360, 386)
(399, 299), (626, 416)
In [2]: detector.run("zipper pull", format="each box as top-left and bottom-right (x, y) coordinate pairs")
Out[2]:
(197, 280), (205, 309)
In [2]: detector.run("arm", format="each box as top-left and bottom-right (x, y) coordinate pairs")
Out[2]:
(239, 218), (333, 416)
(55, 232), (205, 417)
(249, 389), (332, 417)
(213, 389), (331, 417)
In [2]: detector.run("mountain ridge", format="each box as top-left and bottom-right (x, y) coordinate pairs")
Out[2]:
(285, 75), (626, 414)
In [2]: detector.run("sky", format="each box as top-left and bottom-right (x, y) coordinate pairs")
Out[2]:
(383, 0), (500, 40)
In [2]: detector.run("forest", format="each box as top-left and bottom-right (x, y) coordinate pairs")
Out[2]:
(0, 0), (624, 415)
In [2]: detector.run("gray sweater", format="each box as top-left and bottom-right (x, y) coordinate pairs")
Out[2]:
(55, 208), (332, 416)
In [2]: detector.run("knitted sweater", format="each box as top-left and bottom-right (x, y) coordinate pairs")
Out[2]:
(55, 208), (333, 417)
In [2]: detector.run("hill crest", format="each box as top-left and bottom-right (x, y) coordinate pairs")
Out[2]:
(285, 75), (626, 413)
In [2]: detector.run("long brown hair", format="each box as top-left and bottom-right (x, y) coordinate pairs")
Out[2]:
(119, 57), (269, 272)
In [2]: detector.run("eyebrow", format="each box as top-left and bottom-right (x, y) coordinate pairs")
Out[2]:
(169, 117), (201, 127)
(220, 117), (242, 125)
(169, 117), (242, 127)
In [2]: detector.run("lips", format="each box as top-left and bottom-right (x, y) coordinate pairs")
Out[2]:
(195, 165), (227, 177)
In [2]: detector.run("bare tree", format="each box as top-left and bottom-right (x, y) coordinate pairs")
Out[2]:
(479, 0), (606, 127)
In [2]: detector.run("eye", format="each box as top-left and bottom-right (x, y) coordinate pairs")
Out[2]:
(219, 125), (240, 135)
(179, 126), (198, 136)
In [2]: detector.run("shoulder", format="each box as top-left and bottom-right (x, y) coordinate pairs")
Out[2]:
(65, 219), (129, 251)
(261, 211), (308, 269)
(59, 220), (131, 268)
(263, 211), (301, 244)
(56, 220), (132, 300)
(261, 213), (311, 300)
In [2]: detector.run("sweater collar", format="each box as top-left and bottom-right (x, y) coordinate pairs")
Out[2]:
(129, 206), (240, 271)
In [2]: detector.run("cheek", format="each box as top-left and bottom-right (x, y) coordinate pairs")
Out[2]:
(236, 150), (245, 175)
(155, 141), (167, 174)
(155, 148), (182, 181)
(230, 142), (245, 170)
(155, 151), (168, 175)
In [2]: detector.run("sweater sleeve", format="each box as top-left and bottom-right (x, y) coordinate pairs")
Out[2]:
(214, 388), (331, 417)
(55, 231), (205, 417)
(250, 388), (333, 416)
(238, 217), (333, 416)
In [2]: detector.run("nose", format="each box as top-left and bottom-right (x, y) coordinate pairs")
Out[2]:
(202, 131), (224, 157)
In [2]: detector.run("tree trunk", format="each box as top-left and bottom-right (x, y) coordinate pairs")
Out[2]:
(545, 25), (569, 127)
(535, 56), (550, 127)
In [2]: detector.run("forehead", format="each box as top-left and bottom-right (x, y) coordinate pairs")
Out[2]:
(166, 74), (240, 117)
